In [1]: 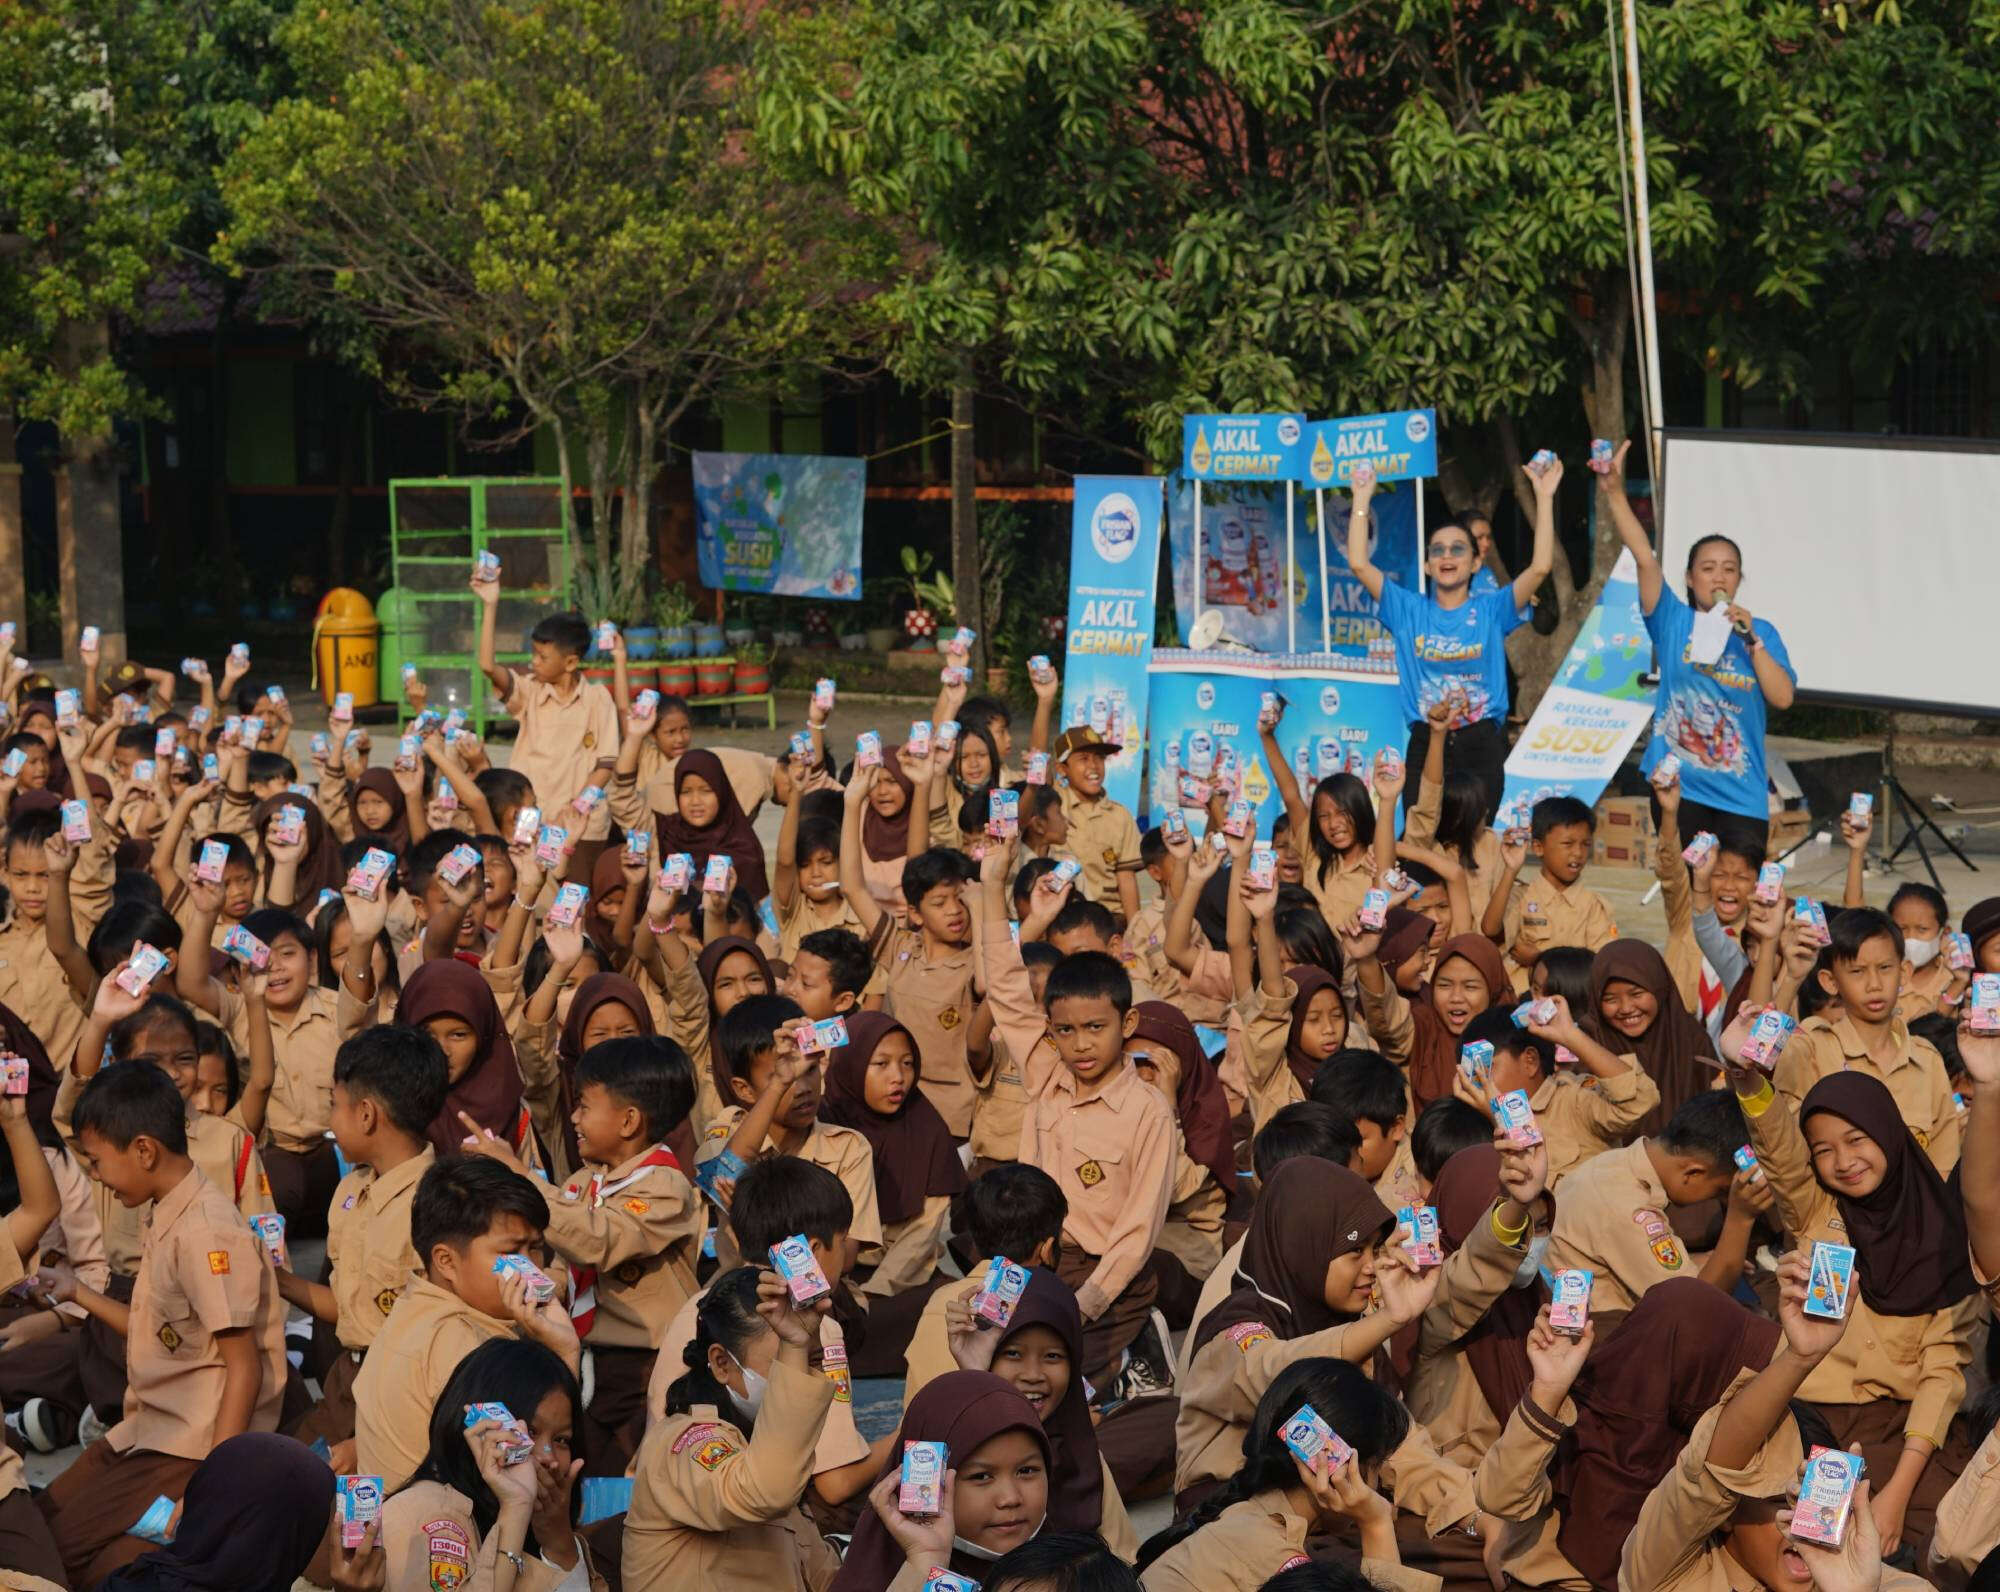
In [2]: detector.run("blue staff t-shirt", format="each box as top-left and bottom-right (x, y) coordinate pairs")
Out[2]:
(1640, 587), (1795, 822)
(1471, 567), (1503, 597)
(1377, 578), (1526, 729)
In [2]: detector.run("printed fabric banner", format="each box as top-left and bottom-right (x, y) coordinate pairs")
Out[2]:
(1496, 548), (1658, 824)
(1166, 477), (1421, 662)
(1147, 653), (1408, 836)
(1059, 477), (1164, 812)
(691, 452), (864, 599)
(1299, 408), (1439, 488)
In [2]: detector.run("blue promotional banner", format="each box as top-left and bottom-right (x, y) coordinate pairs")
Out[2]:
(1147, 653), (1408, 835)
(691, 452), (865, 599)
(1059, 477), (1164, 812)
(1166, 477), (1420, 661)
(1181, 413), (1306, 481)
(1299, 408), (1439, 488)
(1495, 548), (1657, 825)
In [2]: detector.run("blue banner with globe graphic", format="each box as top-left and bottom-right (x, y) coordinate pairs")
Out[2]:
(691, 452), (865, 599)
(1495, 547), (1658, 824)
(1059, 478), (1164, 812)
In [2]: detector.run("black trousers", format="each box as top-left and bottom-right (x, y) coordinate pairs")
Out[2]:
(1402, 717), (1509, 826)
(1647, 790), (1771, 863)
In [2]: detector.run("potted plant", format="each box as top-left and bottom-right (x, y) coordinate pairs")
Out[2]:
(801, 606), (836, 650)
(732, 638), (771, 697)
(724, 594), (760, 651)
(694, 652), (734, 695)
(655, 583), (697, 659)
(770, 599), (804, 650)
(897, 546), (954, 650)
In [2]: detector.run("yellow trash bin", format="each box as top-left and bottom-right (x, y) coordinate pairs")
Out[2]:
(313, 588), (380, 708)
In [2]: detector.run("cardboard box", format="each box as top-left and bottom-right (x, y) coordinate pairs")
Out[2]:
(1592, 796), (1656, 868)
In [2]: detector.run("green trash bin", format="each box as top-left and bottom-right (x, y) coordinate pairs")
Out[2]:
(374, 584), (425, 702)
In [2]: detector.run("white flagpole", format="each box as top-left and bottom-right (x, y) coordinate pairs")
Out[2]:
(1316, 488), (1331, 654)
(1623, 0), (1668, 508)
(1192, 482), (1204, 632)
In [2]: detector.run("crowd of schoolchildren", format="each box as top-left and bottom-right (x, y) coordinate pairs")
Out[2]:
(0, 449), (1997, 1592)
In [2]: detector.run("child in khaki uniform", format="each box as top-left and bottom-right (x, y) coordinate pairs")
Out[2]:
(0, 808), (102, 1072)
(841, 765), (979, 1137)
(1053, 726), (1143, 924)
(625, 1265), (840, 1590)
(977, 839), (1175, 1398)
(1769, 906), (1961, 1173)
(352, 1158), (581, 1492)
(475, 596), (619, 852)
(1484, 795), (1620, 992)
(34, 1063), (288, 1588)
(1142, 1356), (1444, 1592)
(276, 1025), (444, 1457)
(466, 1034), (703, 1473)
(1448, 1003), (1660, 1189)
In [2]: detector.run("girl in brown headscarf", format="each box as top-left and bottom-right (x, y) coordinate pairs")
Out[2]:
(1727, 1047), (1976, 1557)
(1585, 938), (1713, 1139)
(348, 765), (412, 850)
(1349, 913), (1509, 1112)
(400, 958), (543, 1169)
(820, 1011), (965, 1306)
(1173, 1158), (1435, 1515)
(654, 748), (768, 905)
(855, 749), (919, 910)
(1230, 872), (1355, 1131)
(1127, 1001), (1236, 1320)
(516, 967), (657, 1180)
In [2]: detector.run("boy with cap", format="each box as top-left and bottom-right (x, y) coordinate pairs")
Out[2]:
(1054, 725), (1142, 925)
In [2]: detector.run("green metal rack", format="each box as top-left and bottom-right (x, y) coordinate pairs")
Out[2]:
(387, 477), (574, 736)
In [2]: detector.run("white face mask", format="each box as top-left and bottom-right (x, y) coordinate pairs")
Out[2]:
(1512, 1235), (1552, 1290)
(953, 1517), (1044, 1563)
(1907, 936), (1940, 970)
(724, 1355), (767, 1422)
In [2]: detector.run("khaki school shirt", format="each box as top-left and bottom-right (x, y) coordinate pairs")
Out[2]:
(217, 981), (370, 1153)
(1474, 1390), (1590, 1589)
(1772, 1012), (1960, 1174)
(0, 917), (87, 1071)
(1139, 1483), (1443, 1592)
(775, 885), (870, 965)
(546, 1147), (703, 1350)
(1742, 1079), (1972, 1444)
(1058, 787), (1141, 908)
(32, 1146), (109, 1321)
(325, 1148), (433, 1353)
(1543, 1140), (1687, 1320)
(1236, 983), (1308, 1133)
(382, 1480), (606, 1592)
(644, 1285), (872, 1480)
(1122, 903), (1226, 1026)
(624, 1360), (839, 1592)
(695, 1111), (882, 1253)
(1531, 1058), (1660, 1188)
(1501, 876), (1619, 991)
(985, 929), (1173, 1321)
(111, 1165), (288, 1461)
(1406, 1202), (1535, 1470)
(871, 918), (978, 1137)
(353, 1274), (516, 1490)
(859, 1198), (950, 1298)
(1289, 837), (1377, 936)
(1405, 773), (1507, 926)
(968, 1028), (1032, 1165)
(506, 674), (621, 841)
(1931, 1416), (2000, 1582)
(1616, 1367), (1930, 1592)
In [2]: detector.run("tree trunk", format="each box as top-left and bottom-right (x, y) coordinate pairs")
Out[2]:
(1503, 285), (1633, 719)
(208, 282), (237, 614)
(585, 413), (614, 604)
(0, 415), (23, 632)
(57, 320), (127, 665)
(948, 376), (983, 676)
(551, 414), (577, 595)
(624, 391), (659, 606)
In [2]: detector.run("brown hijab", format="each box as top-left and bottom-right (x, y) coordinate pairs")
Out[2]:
(1554, 1278), (1779, 1591)
(1191, 1157), (1393, 1356)
(696, 936), (774, 1106)
(1282, 964), (1341, 1090)
(1584, 939), (1711, 1138)
(1432, 1145), (1540, 1421)
(1408, 934), (1509, 1112)
(655, 748), (767, 903)
(859, 753), (917, 864)
(400, 960), (527, 1159)
(818, 1011), (966, 1225)
(350, 767), (410, 851)
(1130, 1000), (1237, 1192)
(1800, 1072), (1975, 1316)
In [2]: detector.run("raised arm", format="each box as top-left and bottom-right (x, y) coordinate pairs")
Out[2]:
(473, 569), (513, 699)
(837, 768), (886, 940)
(772, 758), (804, 916)
(1345, 472), (1386, 601)
(1257, 697), (1309, 848)
(1594, 441), (1662, 615)
(40, 832), (97, 1004)
(1027, 659), (1058, 756)
(1958, 1031), (2000, 1280)
(1509, 456), (1560, 612)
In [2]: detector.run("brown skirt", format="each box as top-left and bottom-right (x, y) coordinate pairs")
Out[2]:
(37, 1437), (201, 1588)
(1053, 1246), (1158, 1394)
(1813, 1397), (1955, 1565)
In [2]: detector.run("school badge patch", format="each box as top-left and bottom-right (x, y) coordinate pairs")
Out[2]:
(1101, 847), (1117, 867)
(376, 1288), (400, 1316)
(615, 1260), (645, 1287)
(157, 1323), (182, 1352)
(1227, 1320), (1273, 1354)
(938, 1005), (961, 1030)
(1077, 1159), (1104, 1187)
(823, 1341), (852, 1404)
(623, 1197), (650, 1216)
(424, 1520), (470, 1591)
(693, 1436), (735, 1470)
(207, 1250), (231, 1275)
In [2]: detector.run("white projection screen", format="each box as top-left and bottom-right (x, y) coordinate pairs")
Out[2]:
(1663, 430), (2000, 716)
